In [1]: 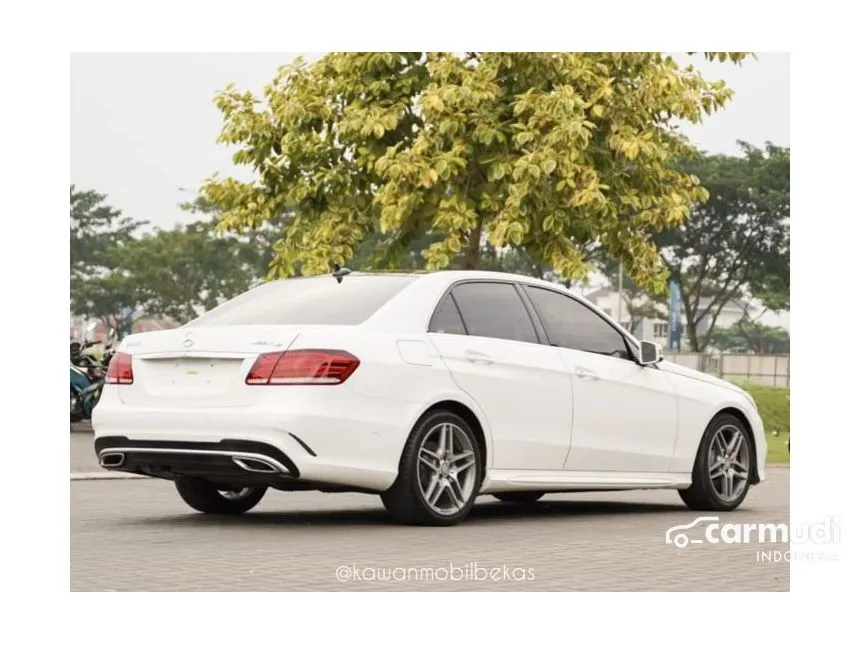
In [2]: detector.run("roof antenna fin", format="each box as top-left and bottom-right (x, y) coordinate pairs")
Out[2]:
(332, 263), (352, 284)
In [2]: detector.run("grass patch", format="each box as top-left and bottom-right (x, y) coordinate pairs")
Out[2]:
(741, 384), (790, 464)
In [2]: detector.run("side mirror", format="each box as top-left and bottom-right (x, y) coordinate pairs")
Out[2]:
(637, 340), (663, 366)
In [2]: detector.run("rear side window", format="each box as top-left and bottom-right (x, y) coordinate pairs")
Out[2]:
(450, 282), (538, 344)
(184, 275), (416, 327)
(429, 293), (467, 335)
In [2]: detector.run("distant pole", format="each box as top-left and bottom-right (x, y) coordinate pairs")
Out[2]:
(617, 259), (624, 325)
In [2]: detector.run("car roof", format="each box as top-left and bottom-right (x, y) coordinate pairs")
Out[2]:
(338, 269), (564, 287)
(311, 269), (590, 301)
(275, 269), (639, 349)
(272, 269), (562, 286)
(410, 269), (575, 291)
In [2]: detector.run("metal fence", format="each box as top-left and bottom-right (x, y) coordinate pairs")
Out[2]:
(663, 352), (790, 388)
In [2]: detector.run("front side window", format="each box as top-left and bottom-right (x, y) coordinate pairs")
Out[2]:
(450, 282), (538, 344)
(524, 286), (631, 359)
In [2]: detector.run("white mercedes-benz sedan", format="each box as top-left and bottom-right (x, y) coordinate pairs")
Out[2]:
(93, 270), (767, 526)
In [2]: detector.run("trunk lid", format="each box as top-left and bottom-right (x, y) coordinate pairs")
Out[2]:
(115, 325), (337, 408)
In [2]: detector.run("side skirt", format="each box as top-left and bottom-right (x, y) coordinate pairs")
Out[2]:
(481, 469), (692, 494)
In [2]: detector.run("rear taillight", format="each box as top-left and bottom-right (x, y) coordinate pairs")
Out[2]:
(245, 349), (360, 386)
(106, 352), (134, 385)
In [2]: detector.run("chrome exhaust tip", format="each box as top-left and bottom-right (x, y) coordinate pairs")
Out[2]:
(100, 452), (126, 468)
(232, 456), (278, 473)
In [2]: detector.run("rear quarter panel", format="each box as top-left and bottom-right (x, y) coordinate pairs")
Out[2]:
(287, 328), (495, 467)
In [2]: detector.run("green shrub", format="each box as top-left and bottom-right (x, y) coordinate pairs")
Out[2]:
(742, 385), (790, 463)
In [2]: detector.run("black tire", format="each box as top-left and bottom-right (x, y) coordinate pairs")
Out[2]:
(493, 492), (545, 504)
(70, 389), (83, 423)
(381, 409), (484, 526)
(175, 478), (267, 514)
(679, 413), (753, 512)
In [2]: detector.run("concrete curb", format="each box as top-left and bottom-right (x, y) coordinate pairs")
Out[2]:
(70, 472), (148, 481)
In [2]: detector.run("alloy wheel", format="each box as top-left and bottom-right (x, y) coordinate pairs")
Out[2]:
(218, 487), (253, 501)
(416, 422), (478, 516)
(708, 425), (750, 503)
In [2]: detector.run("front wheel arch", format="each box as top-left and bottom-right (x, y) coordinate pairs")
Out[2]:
(713, 407), (760, 485)
(680, 412), (754, 511)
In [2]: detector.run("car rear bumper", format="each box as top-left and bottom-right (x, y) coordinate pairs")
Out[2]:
(93, 435), (313, 489)
(92, 388), (420, 492)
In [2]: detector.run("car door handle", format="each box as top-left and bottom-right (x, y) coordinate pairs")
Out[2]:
(574, 367), (600, 380)
(464, 350), (494, 365)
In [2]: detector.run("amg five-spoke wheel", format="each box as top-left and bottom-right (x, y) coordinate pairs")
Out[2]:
(417, 422), (478, 516)
(680, 413), (754, 511)
(382, 410), (483, 526)
(708, 424), (750, 503)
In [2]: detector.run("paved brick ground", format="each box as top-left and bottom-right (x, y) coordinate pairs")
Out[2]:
(70, 428), (99, 472)
(71, 464), (790, 591)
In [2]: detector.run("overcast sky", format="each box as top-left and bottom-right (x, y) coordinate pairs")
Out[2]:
(71, 52), (789, 229)
(71, 52), (789, 326)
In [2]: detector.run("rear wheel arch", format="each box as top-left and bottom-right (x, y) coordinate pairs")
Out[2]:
(383, 405), (485, 525)
(421, 400), (488, 472)
(711, 407), (760, 485)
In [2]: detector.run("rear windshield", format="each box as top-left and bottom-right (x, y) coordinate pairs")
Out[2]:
(184, 275), (417, 327)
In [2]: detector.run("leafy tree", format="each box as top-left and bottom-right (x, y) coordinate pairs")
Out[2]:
(657, 142), (789, 352)
(70, 185), (144, 278)
(591, 254), (665, 334)
(348, 229), (553, 279)
(70, 186), (145, 332)
(711, 320), (790, 354)
(476, 244), (550, 279)
(346, 226), (570, 285)
(202, 52), (749, 287)
(186, 191), (561, 280)
(121, 221), (261, 324)
(181, 196), (281, 278)
(348, 230), (441, 272)
(70, 272), (140, 336)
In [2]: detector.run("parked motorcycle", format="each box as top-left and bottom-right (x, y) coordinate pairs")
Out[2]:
(70, 384), (83, 421)
(71, 348), (104, 382)
(70, 325), (116, 423)
(71, 323), (110, 382)
(70, 364), (102, 422)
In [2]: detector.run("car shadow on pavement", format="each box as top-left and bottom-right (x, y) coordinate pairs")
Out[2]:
(116, 497), (705, 530)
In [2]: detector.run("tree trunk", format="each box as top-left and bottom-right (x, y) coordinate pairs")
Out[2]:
(462, 219), (484, 270)
(676, 277), (701, 353)
(686, 322), (701, 353)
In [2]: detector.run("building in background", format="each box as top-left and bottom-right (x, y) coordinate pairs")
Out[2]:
(584, 288), (750, 351)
